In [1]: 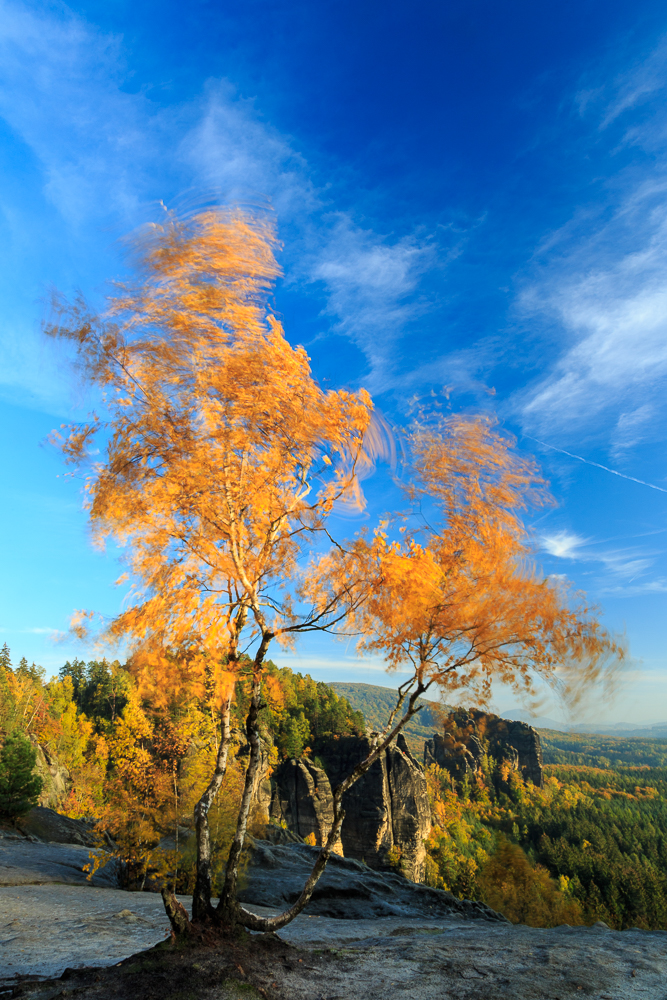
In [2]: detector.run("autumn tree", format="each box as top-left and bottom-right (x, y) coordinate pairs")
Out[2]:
(47, 207), (621, 940)
(46, 207), (391, 934)
(308, 413), (623, 760)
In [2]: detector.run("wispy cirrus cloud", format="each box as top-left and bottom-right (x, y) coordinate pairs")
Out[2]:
(515, 40), (667, 454)
(599, 577), (667, 596)
(183, 88), (434, 388)
(0, 1), (435, 409)
(0, 2), (166, 227)
(540, 528), (660, 590)
(308, 217), (434, 387)
(517, 197), (667, 441)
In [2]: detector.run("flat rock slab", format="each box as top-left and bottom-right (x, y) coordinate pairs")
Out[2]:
(273, 912), (667, 999)
(2, 888), (667, 999)
(0, 884), (174, 979)
(3, 841), (667, 998)
(240, 839), (505, 921)
(0, 839), (120, 889)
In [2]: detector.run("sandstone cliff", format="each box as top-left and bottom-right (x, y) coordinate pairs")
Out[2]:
(268, 757), (340, 852)
(32, 742), (71, 810)
(424, 708), (544, 787)
(269, 734), (431, 881)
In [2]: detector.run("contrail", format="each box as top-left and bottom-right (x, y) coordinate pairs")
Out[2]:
(524, 436), (667, 495)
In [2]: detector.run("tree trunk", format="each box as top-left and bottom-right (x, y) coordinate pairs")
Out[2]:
(165, 665), (428, 938)
(190, 689), (234, 922)
(233, 679), (429, 933)
(162, 884), (192, 939)
(217, 666), (263, 923)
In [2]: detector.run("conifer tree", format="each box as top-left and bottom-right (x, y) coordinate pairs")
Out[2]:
(0, 643), (11, 672)
(0, 733), (43, 820)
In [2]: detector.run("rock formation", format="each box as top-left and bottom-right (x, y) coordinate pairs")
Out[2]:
(33, 743), (71, 810)
(424, 708), (544, 787)
(269, 734), (431, 881)
(16, 805), (99, 846)
(268, 757), (340, 851)
(239, 838), (506, 921)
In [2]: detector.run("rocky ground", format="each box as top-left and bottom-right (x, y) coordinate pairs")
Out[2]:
(3, 892), (667, 1000)
(2, 824), (667, 999)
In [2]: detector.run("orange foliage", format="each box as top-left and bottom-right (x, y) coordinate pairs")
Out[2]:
(478, 838), (584, 927)
(46, 209), (378, 683)
(309, 414), (623, 709)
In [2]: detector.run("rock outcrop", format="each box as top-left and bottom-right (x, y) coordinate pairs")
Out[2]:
(268, 757), (340, 850)
(270, 734), (431, 881)
(16, 806), (99, 847)
(0, 835), (121, 887)
(240, 838), (506, 921)
(424, 709), (544, 787)
(33, 743), (71, 810)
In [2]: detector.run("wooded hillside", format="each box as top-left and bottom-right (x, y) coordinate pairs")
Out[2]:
(540, 729), (667, 768)
(5, 643), (667, 931)
(329, 682), (447, 751)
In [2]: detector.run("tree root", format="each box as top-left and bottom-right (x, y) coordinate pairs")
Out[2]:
(161, 884), (192, 939)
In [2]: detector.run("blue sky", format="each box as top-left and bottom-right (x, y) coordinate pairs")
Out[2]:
(1, 0), (667, 724)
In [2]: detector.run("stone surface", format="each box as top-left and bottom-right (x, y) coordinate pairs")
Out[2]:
(15, 806), (99, 847)
(270, 912), (667, 1000)
(0, 835), (120, 888)
(0, 884), (174, 980)
(425, 709), (544, 787)
(238, 838), (501, 922)
(3, 885), (667, 1000)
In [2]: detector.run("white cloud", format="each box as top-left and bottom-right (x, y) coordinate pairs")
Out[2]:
(541, 527), (660, 589)
(610, 403), (656, 459)
(309, 217), (433, 387)
(541, 530), (587, 559)
(518, 207), (667, 437)
(596, 36), (667, 134)
(599, 577), (667, 596)
(516, 40), (667, 450)
(181, 81), (319, 220)
(0, 2), (163, 227)
(0, 2), (435, 408)
(185, 93), (434, 387)
(594, 549), (655, 581)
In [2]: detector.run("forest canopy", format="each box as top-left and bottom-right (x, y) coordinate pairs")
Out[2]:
(3, 643), (666, 931)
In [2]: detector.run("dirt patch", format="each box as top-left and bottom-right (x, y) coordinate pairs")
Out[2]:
(4, 930), (282, 1000)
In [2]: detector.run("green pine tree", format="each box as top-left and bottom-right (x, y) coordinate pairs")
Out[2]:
(0, 643), (10, 672)
(282, 711), (311, 759)
(16, 657), (45, 684)
(0, 734), (43, 820)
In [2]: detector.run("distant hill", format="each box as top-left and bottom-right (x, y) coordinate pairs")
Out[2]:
(329, 682), (448, 756)
(327, 684), (667, 769)
(504, 708), (667, 740)
(538, 728), (667, 768)
(500, 710), (570, 732)
(568, 722), (667, 738)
